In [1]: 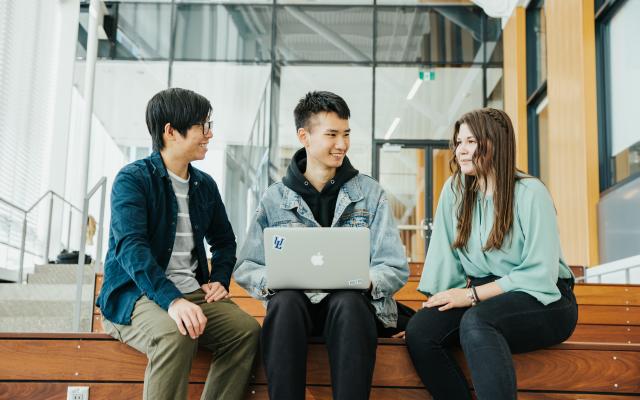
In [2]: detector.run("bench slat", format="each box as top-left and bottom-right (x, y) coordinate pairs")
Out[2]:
(230, 280), (640, 307)
(578, 305), (640, 325)
(3, 382), (637, 400)
(574, 284), (640, 306)
(398, 301), (640, 326)
(2, 339), (639, 393)
(570, 324), (639, 343)
(0, 383), (431, 400)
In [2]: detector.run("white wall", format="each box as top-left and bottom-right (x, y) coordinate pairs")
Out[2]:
(0, 0), (81, 269)
(73, 60), (167, 148)
(171, 62), (271, 146)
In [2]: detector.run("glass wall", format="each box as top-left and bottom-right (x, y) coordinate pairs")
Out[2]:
(601, 0), (640, 185)
(276, 5), (373, 62)
(597, 0), (640, 189)
(374, 66), (484, 141)
(75, 1), (502, 247)
(376, 6), (484, 64)
(596, 0), (640, 263)
(174, 4), (272, 61)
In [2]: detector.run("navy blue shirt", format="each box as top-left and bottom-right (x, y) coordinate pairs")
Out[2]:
(96, 152), (236, 325)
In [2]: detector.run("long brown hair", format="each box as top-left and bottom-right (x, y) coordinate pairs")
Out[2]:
(450, 108), (523, 251)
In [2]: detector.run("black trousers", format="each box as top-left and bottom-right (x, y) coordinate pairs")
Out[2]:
(405, 277), (578, 400)
(261, 290), (378, 400)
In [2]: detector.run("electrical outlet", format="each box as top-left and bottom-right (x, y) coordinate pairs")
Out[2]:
(67, 386), (89, 400)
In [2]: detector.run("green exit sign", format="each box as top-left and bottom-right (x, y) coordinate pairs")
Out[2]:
(419, 71), (436, 81)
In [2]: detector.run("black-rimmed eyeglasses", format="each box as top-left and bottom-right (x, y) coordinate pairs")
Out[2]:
(200, 120), (213, 135)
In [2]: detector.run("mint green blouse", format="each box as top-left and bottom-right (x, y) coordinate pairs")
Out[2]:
(417, 176), (573, 305)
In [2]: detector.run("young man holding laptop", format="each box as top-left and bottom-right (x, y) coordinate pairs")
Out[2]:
(234, 91), (408, 400)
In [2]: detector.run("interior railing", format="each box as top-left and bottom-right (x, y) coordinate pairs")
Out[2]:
(576, 254), (640, 284)
(73, 176), (108, 331)
(0, 191), (82, 283)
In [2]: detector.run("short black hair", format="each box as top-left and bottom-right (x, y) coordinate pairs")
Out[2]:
(293, 91), (350, 131)
(145, 87), (212, 151)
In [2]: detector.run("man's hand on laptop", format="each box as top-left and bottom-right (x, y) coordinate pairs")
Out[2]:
(168, 298), (207, 339)
(202, 281), (229, 303)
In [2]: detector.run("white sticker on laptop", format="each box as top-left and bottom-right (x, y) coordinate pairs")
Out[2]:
(272, 235), (285, 251)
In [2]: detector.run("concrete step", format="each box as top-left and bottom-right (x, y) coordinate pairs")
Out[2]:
(0, 300), (93, 318)
(0, 316), (92, 332)
(33, 264), (94, 275)
(0, 263), (97, 332)
(0, 283), (94, 302)
(0, 283), (95, 332)
(27, 266), (94, 284)
(0, 267), (18, 283)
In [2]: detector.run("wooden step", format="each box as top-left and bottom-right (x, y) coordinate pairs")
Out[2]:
(1, 382), (637, 400)
(574, 283), (640, 306)
(570, 324), (639, 344)
(1, 334), (639, 395)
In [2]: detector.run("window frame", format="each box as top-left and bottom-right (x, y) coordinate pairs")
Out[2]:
(595, 0), (639, 192)
(525, 0), (547, 177)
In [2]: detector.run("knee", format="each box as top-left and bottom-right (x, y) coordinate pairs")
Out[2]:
(239, 315), (261, 343)
(228, 314), (261, 353)
(268, 290), (307, 314)
(325, 291), (375, 333)
(459, 308), (494, 346)
(155, 328), (198, 355)
(327, 291), (370, 317)
(405, 309), (439, 350)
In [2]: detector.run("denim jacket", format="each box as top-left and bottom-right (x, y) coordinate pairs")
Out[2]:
(234, 174), (408, 327)
(96, 152), (236, 325)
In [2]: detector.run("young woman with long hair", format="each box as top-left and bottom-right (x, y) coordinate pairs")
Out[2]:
(405, 108), (578, 400)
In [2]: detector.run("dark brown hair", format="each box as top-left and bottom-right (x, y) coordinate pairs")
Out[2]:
(450, 108), (524, 251)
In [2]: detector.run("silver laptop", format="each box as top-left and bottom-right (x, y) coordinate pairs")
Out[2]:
(264, 227), (370, 290)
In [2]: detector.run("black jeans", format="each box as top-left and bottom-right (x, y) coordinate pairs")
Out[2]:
(261, 290), (378, 400)
(405, 277), (578, 400)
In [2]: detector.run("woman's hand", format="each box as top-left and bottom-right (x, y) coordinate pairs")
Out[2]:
(423, 288), (472, 311)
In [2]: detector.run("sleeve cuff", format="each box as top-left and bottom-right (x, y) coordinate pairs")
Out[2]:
(495, 275), (516, 293)
(160, 292), (183, 311)
(369, 271), (386, 300)
(258, 287), (276, 299)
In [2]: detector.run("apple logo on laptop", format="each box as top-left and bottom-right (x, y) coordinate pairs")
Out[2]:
(310, 252), (324, 267)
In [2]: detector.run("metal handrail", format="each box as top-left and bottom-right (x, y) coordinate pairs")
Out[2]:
(0, 240), (42, 258)
(26, 190), (82, 213)
(73, 176), (107, 331)
(0, 190), (82, 283)
(0, 197), (27, 213)
(246, 78), (270, 148)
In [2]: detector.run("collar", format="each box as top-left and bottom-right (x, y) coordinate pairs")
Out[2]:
(279, 174), (364, 210)
(149, 151), (201, 189)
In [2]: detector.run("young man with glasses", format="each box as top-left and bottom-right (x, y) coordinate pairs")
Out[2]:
(97, 87), (260, 400)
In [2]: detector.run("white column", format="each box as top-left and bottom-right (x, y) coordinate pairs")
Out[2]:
(77, 0), (106, 246)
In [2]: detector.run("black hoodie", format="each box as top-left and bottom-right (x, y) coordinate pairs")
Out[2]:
(282, 148), (359, 227)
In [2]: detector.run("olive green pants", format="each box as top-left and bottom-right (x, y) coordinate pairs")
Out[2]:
(102, 290), (260, 400)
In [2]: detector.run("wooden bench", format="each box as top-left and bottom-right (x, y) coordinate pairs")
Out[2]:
(1, 333), (639, 399)
(12, 265), (638, 399)
(93, 266), (640, 342)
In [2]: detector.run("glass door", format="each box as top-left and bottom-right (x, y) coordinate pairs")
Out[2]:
(375, 141), (451, 264)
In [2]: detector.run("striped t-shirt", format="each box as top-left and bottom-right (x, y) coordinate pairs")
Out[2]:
(165, 170), (200, 294)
